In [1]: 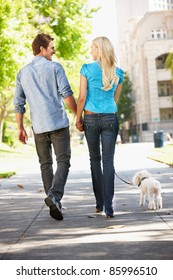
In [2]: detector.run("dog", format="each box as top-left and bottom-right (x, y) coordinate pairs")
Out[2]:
(132, 170), (162, 210)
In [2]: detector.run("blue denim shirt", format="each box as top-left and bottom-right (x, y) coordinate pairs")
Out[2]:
(80, 62), (124, 113)
(14, 56), (73, 133)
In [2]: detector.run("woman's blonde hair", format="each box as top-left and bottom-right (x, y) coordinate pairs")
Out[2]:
(92, 36), (118, 91)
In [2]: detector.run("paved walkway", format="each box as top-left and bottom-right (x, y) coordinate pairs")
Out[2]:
(0, 142), (173, 260)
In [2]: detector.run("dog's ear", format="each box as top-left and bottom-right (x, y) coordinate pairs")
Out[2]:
(132, 173), (140, 186)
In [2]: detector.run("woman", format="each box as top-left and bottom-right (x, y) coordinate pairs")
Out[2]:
(76, 37), (124, 218)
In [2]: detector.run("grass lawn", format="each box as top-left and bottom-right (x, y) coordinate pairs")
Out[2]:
(148, 142), (173, 167)
(0, 172), (16, 178)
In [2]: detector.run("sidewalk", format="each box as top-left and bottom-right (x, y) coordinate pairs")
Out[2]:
(0, 142), (173, 260)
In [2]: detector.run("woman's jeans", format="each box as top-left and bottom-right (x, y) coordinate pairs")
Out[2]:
(84, 114), (119, 216)
(33, 127), (71, 204)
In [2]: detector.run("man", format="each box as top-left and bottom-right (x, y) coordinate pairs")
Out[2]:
(14, 33), (77, 220)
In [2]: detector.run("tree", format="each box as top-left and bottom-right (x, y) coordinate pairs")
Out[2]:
(31, 0), (95, 59)
(117, 73), (134, 128)
(0, 0), (34, 142)
(165, 52), (173, 80)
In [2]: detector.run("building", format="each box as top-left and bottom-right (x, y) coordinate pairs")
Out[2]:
(116, 0), (173, 142)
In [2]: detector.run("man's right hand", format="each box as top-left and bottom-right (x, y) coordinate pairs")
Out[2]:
(18, 128), (28, 144)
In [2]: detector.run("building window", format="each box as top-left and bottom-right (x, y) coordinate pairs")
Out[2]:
(156, 53), (169, 69)
(150, 29), (167, 39)
(160, 108), (173, 120)
(158, 81), (173, 96)
(142, 123), (148, 131)
(150, 0), (173, 10)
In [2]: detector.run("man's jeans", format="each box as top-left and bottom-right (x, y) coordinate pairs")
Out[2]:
(33, 127), (71, 204)
(84, 114), (119, 216)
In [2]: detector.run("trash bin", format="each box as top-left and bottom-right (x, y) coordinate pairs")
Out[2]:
(153, 130), (164, 148)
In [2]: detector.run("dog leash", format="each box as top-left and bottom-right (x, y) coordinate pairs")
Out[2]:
(114, 171), (133, 186)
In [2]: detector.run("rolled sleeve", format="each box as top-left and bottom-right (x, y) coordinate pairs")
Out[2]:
(55, 63), (73, 98)
(14, 72), (26, 114)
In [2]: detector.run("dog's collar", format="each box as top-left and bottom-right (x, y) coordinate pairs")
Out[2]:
(138, 177), (148, 187)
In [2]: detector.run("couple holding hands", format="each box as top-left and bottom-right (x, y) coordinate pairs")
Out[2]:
(14, 33), (124, 220)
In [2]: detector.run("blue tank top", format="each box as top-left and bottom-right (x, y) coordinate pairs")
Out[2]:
(80, 62), (124, 113)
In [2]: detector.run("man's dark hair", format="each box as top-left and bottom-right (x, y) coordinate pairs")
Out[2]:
(32, 33), (54, 56)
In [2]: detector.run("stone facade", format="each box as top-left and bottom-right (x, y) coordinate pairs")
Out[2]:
(117, 2), (173, 142)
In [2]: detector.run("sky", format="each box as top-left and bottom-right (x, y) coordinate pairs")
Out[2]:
(88, 0), (118, 52)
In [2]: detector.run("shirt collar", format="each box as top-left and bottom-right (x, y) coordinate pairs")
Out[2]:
(33, 56), (47, 61)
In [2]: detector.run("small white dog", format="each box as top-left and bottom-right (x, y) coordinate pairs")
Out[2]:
(132, 170), (162, 210)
